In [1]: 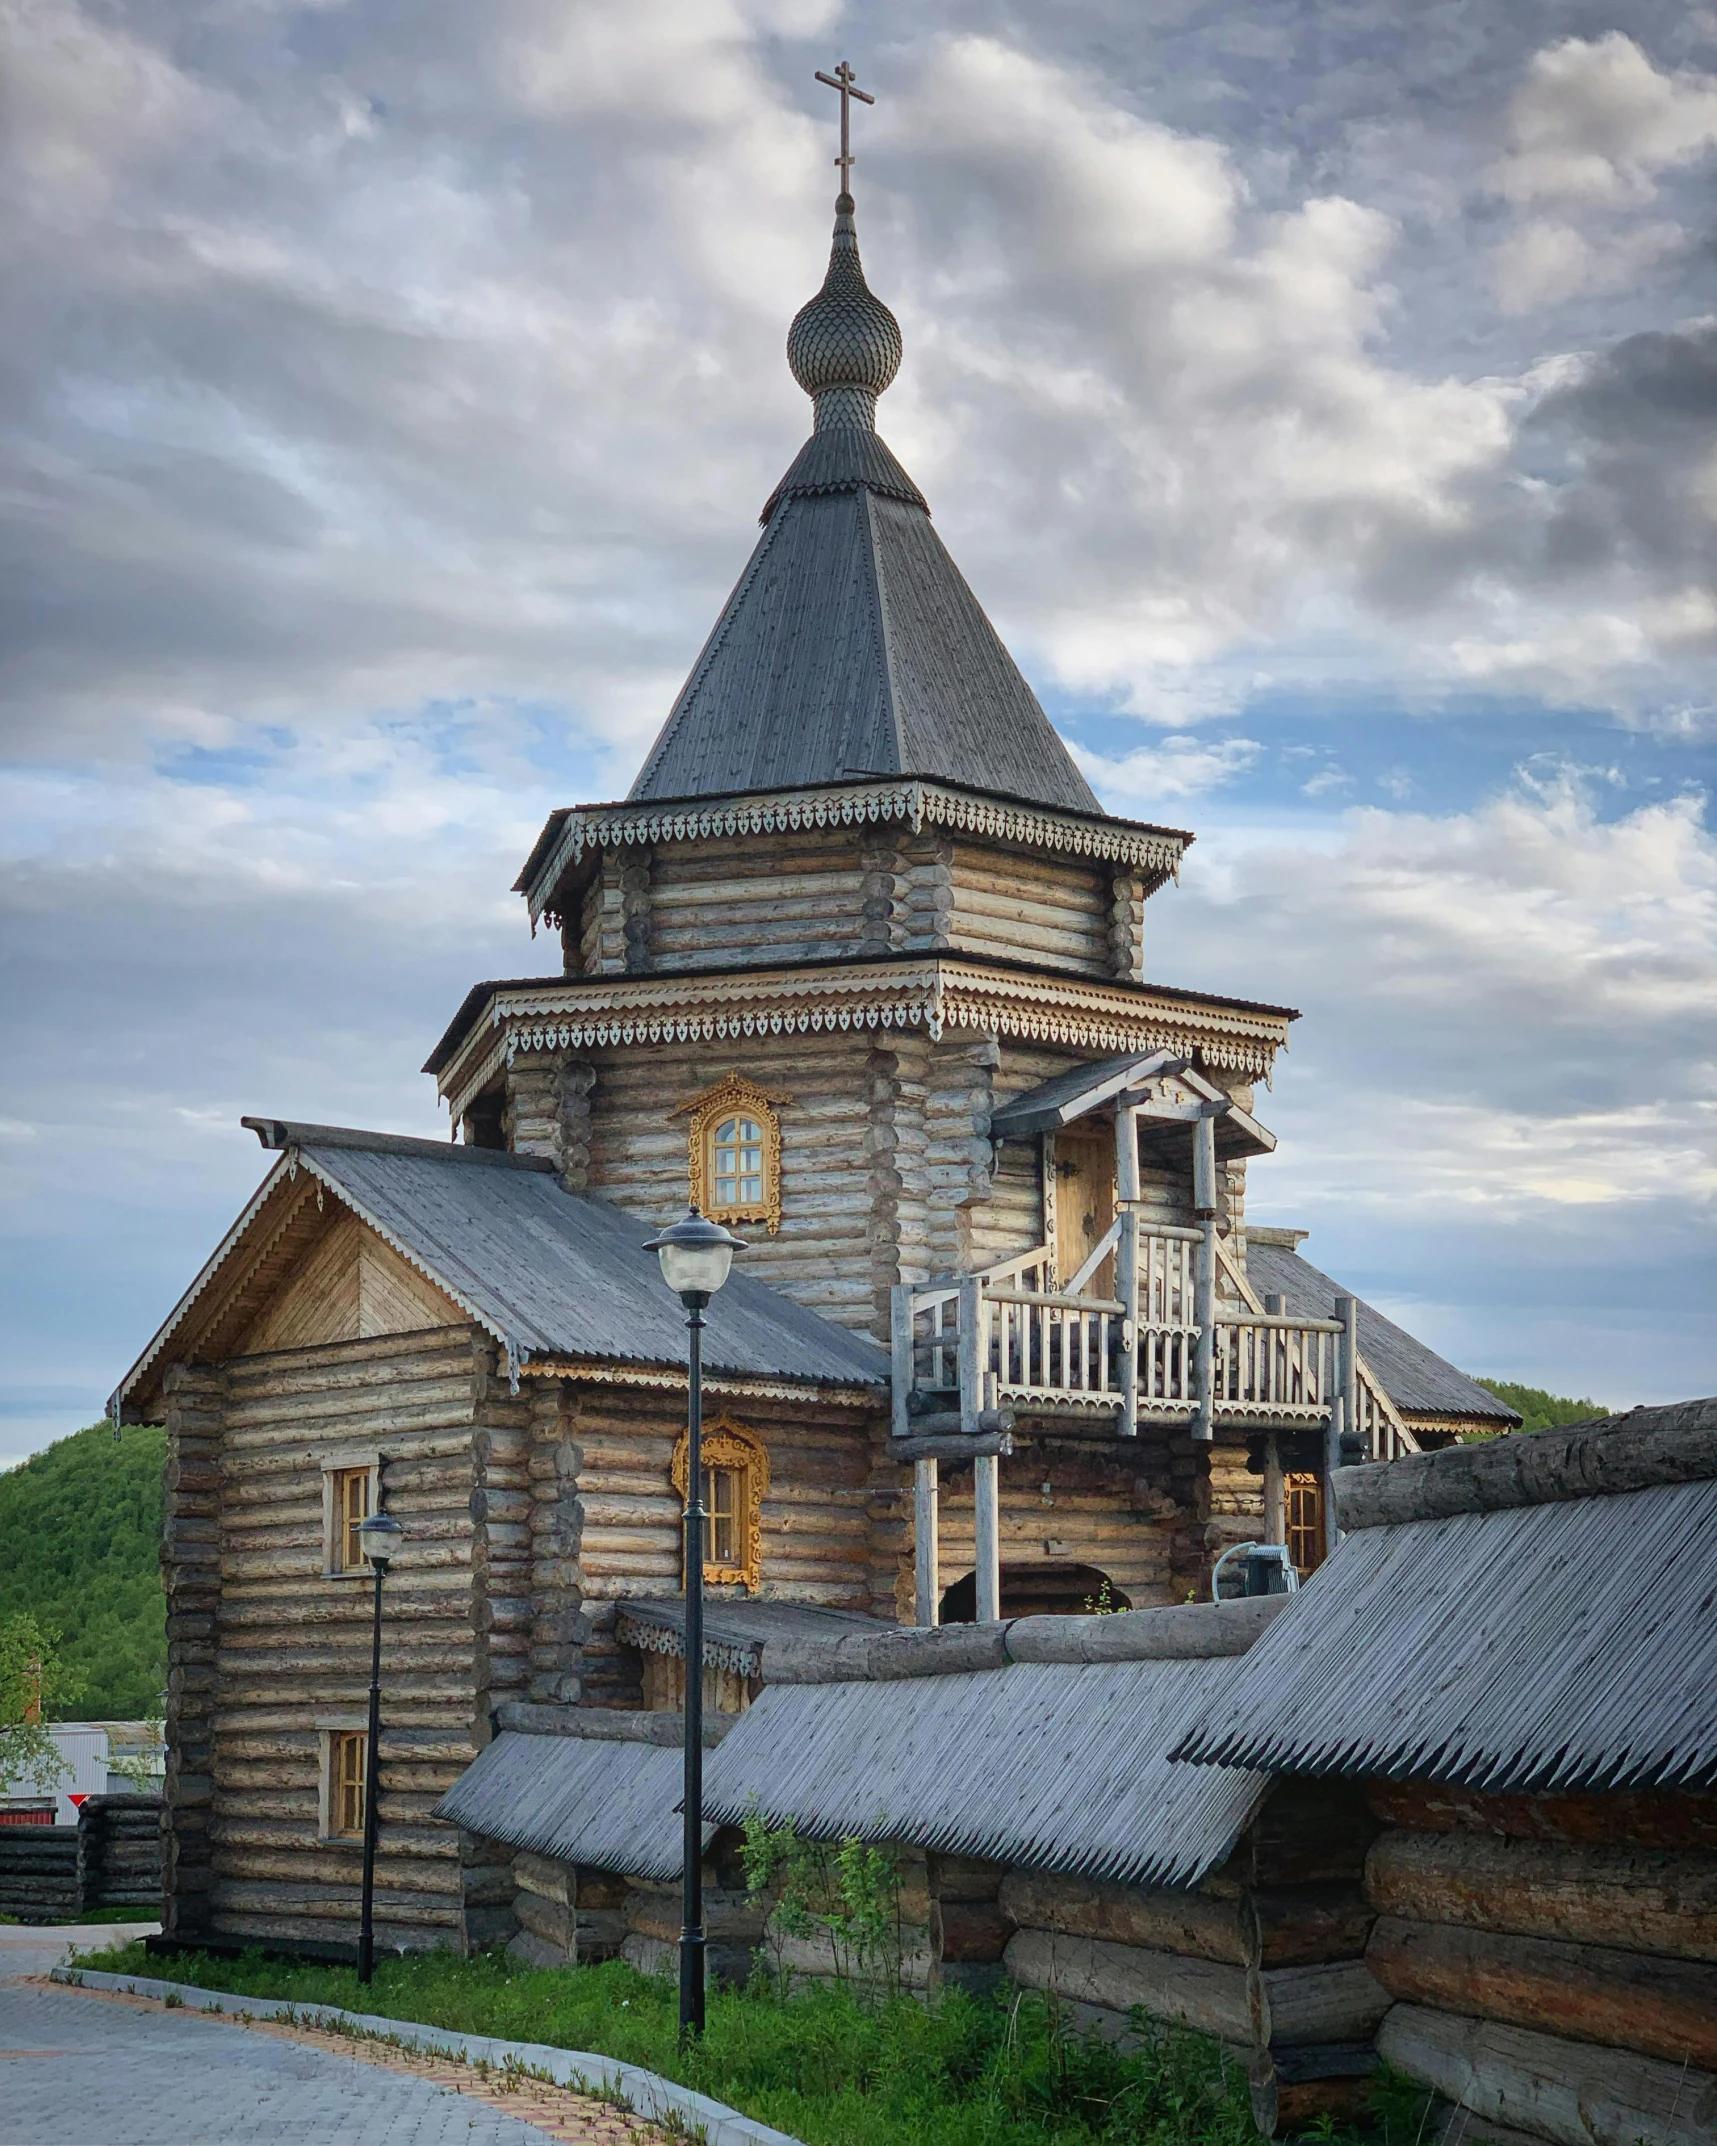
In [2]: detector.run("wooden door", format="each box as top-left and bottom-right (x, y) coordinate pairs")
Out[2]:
(1054, 1124), (1116, 1291)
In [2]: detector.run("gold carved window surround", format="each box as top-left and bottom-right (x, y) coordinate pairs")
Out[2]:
(671, 1416), (770, 1592)
(671, 1074), (790, 1235)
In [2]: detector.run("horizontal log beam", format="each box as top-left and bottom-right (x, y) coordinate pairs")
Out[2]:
(1368, 1916), (1717, 2071)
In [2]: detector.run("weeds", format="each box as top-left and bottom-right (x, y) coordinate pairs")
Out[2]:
(70, 1936), (1405, 2146)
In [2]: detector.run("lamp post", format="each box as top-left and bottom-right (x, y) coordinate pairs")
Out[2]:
(355, 1508), (403, 1987)
(643, 1206), (745, 2043)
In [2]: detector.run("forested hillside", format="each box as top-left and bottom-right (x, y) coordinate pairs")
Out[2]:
(0, 1420), (166, 1720)
(1476, 1379), (1608, 1433)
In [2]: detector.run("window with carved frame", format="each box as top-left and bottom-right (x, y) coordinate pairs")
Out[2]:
(670, 1416), (769, 1590)
(328, 1730), (366, 1837)
(671, 1075), (790, 1235)
(1284, 1473), (1326, 1577)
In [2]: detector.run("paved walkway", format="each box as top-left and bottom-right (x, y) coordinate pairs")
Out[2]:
(0, 1946), (666, 2144)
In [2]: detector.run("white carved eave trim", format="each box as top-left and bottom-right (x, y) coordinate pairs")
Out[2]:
(517, 1359), (882, 1406)
(523, 779), (1189, 922)
(438, 959), (1290, 1117)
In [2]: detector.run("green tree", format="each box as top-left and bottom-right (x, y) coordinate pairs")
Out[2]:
(1475, 1379), (1609, 1435)
(0, 1612), (85, 1792)
(0, 1421), (166, 1720)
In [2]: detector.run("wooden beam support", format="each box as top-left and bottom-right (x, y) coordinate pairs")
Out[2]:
(973, 1453), (1001, 1623)
(892, 1430), (1013, 1464)
(1191, 1113), (1217, 1442)
(1330, 1294), (1357, 1557)
(1114, 1103), (1141, 1439)
(957, 1274), (983, 1439)
(912, 1458), (940, 1627)
(890, 1282), (913, 1444)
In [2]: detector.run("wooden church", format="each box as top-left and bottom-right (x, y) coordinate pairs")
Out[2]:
(114, 165), (1512, 1959)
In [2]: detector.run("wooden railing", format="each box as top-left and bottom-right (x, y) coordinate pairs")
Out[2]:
(893, 1233), (1389, 1443)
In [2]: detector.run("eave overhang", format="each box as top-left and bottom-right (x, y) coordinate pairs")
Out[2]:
(513, 776), (1194, 929)
(428, 952), (1298, 1123)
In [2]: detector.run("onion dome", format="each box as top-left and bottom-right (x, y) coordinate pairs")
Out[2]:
(787, 193), (903, 432)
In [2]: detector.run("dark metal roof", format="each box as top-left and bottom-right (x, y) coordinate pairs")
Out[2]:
(1176, 1471), (1717, 1793)
(1244, 1240), (1516, 1423)
(294, 1140), (889, 1388)
(432, 1730), (701, 1881)
(627, 470), (1101, 816)
(700, 1656), (1268, 1888)
(112, 1125), (891, 1407)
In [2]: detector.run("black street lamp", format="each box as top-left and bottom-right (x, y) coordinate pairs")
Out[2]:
(355, 1508), (403, 1986)
(643, 1206), (745, 2043)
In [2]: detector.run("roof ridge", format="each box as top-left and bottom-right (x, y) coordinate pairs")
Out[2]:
(242, 1117), (553, 1171)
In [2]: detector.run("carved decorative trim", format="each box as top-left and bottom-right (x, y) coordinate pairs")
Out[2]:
(436, 959), (1291, 1120)
(671, 1073), (791, 1236)
(670, 1414), (770, 1591)
(523, 779), (1189, 923)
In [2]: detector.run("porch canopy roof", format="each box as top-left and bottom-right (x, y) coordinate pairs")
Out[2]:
(990, 1051), (1275, 1159)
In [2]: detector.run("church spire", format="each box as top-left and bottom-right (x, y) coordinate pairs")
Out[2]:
(786, 195), (902, 434)
(624, 65), (1102, 818)
(790, 62), (900, 434)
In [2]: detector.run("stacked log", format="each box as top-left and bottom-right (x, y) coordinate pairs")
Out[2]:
(0, 1828), (82, 1922)
(1001, 1779), (1389, 2138)
(80, 1795), (164, 1913)
(1361, 1784), (1717, 2146)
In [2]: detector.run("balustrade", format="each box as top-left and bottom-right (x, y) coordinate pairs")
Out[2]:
(895, 1234), (1399, 1445)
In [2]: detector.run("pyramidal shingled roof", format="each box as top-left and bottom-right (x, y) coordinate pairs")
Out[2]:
(628, 196), (1101, 817)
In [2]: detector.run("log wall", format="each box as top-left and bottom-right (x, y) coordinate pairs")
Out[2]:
(561, 827), (1148, 984)
(1002, 1778), (1387, 2139)
(1360, 1782), (1717, 2146)
(194, 1324), (507, 1957)
(566, 1381), (885, 1708)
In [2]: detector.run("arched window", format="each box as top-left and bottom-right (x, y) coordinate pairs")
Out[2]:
(671, 1074), (789, 1234)
(671, 1417), (770, 1591)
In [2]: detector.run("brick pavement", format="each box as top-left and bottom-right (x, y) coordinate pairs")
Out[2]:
(1, 1975), (671, 2145)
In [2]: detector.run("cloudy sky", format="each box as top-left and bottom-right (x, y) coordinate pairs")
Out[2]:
(3, 0), (1714, 1465)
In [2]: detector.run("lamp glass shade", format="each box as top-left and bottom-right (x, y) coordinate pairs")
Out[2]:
(356, 1511), (404, 1568)
(644, 1208), (745, 1301)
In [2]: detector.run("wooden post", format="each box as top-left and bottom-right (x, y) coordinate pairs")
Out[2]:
(1262, 1293), (1285, 1544)
(913, 1459), (940, 1627)
(1329, 1294), (1357, 1561)
(890, 1282), (913, 1444)
(1114, 1104), (1141, 1438)
(1191, 1113), (1217, 1442)
(957, 1274), (982, 1439)
(973, 1454), (1001, 1623)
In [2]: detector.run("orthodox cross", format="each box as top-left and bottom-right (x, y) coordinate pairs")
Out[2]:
(815, 59), (874, 188)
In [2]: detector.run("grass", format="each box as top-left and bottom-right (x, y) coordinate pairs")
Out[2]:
(71, 1940), (1422, 2146)
(72, 1905), (162, 1924)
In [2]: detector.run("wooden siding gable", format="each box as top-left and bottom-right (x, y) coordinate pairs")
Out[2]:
(237, 1208), (464, 1355)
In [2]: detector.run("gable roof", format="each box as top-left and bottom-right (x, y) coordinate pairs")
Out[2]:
(627, 474), (1102, 816)
(1244, 1236), (1516, 1424)
(1176, 1399), (1717, 1793)
(111, 1122), (890, 1417)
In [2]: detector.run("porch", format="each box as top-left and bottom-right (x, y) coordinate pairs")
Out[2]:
(887, 1047), (1420, 1625)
